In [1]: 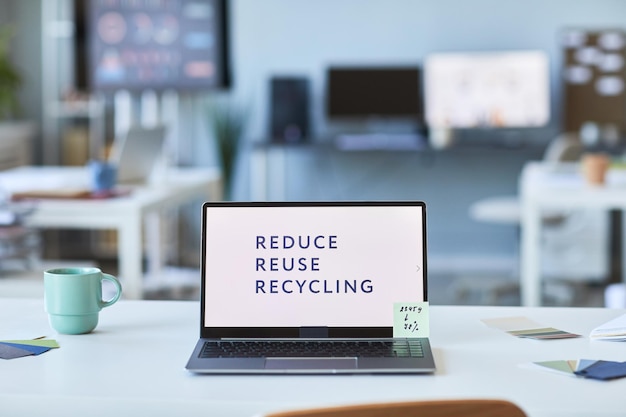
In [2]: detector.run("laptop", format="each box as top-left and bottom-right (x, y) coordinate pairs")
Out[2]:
(185, 201), (435, 374)
(108, 125), (167, 185)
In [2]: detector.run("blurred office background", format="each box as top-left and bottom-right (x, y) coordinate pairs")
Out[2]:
(1, 0), (626, 305)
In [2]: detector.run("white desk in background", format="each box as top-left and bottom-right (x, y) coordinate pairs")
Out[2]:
(0, 166), (222, 299)
(519, 161), (626, 307)
(1, 298), (625, 417)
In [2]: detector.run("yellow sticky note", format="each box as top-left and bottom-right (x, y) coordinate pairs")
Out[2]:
(393, 302), (429, 338)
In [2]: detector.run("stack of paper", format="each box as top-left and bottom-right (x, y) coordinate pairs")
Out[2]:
(0, 339), (59, 359)
(590, 314), (626, 341)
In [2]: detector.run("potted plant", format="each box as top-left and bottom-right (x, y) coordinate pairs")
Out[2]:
(0, 24), (21, 120)
(207, 98), (248, 200)
(0, 24), (35, 170)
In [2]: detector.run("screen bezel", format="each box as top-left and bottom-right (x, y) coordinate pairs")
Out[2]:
(199, 201), (428, 339)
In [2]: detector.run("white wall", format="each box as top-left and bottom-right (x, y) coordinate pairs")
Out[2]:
(223, 0), (626, 265)
(230, 0), (626, 139)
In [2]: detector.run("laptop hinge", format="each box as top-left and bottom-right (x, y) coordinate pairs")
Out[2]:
(299, 327), (328, 338)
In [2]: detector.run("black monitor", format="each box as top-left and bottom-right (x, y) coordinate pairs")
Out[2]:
(326, 66), (422, 119)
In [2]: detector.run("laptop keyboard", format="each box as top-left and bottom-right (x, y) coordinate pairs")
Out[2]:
(200, 340), (424, 358)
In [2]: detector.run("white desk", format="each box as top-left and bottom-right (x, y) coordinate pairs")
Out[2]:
(1, 298), (625, 417)
(520, 161), (626, 306)
(0, 166), (222, 298)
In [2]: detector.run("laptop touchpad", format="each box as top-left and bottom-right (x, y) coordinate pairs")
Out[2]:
(265, 357), (357, 370)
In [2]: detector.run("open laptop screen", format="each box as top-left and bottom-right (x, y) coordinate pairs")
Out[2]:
(201, 202), (427, 336)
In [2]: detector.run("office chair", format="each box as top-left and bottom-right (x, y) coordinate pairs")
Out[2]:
(0, 197), (40, 274)
(469, 133), (584, 226)
(262, 399), (527, 417)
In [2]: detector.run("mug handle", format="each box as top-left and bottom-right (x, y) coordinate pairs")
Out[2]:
(99, 273), (122, 308)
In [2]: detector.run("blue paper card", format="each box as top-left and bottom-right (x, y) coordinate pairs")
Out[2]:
(0, 342), (51, 356)
(575, 361), (626, 380)
(0, 339), (59, 359)
(0, 343), (34, 359)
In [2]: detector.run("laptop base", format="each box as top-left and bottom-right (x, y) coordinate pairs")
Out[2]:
(185, 338), (436, 374)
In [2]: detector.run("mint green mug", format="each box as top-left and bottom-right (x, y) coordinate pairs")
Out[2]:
(44, 267), (122, 334)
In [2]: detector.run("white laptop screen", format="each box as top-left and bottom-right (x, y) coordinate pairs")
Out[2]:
(202, 202), (426, 329)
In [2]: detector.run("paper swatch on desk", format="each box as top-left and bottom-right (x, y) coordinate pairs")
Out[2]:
(481, 316), (581, 340)
(574, 360), (626, 380)
(590, 313), (626, 341)
(526, 360), (577, 376)
(527, 359), (596, 377)
(0, 343), (35, 359)
(0, 339), (59, 360)
(526, 358), (626, 381)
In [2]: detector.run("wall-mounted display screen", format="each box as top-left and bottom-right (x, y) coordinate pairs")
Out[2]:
(326, 67), (422, 119)
(424, 50), (550, 128)
(88, 0), (230, 91)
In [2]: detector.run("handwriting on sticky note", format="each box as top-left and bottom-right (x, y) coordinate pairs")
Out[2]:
(393, 302), (429, 338)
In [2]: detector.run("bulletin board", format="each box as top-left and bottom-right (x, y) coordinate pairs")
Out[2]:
(562, 29), (626, 134)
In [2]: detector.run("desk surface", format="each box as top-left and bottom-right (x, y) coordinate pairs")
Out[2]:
(521, 161), (626, 207)
(0, 165), (221, 228)
(0, 165), (221, 206)
(1, 298), (625, 417)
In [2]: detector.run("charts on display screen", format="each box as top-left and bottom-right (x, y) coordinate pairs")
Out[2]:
(88, 0), (230, 91)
